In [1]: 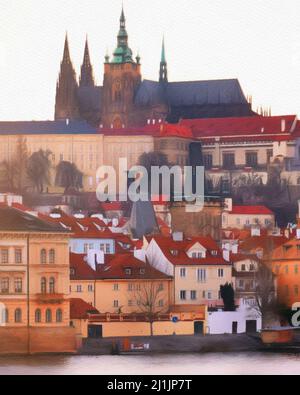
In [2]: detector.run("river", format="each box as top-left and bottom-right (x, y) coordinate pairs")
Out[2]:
(0, 353), (300, 375)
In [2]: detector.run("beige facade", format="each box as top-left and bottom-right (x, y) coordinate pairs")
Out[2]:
(70, 278), (172, 314)
(0, 231), (71, 328)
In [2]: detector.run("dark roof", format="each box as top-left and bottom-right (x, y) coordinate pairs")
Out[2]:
(135, 79), (248, 107)
(0, 206), (68, 233)
(0, 120), (97, 135)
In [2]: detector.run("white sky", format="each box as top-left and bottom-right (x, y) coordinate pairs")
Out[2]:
(0, 0), (299, 120)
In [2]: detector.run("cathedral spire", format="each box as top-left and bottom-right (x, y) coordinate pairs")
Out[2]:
(159, 37), (168, 83)
(80, 36), (95, 87)
(55, 34), (79, 120)
(62, 33), (71, 64)
(111, 5), (134, 63)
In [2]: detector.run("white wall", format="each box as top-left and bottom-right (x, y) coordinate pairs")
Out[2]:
(207, 301), (262, 334)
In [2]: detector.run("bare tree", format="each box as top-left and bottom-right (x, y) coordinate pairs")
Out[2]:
(133, 281), (166, 336)
(247, 238), (278, 328)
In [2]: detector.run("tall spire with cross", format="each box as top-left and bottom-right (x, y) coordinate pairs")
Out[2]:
(159, 37), (168, 83)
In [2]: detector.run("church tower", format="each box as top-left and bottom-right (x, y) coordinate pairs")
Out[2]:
(55, 34), (79, 121)
(101, 6), (142, 128)
(159, 37), (168, 84)
(79, 37), (95, 88)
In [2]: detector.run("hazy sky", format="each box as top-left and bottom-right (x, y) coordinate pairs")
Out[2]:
(0, 0), (299, 121)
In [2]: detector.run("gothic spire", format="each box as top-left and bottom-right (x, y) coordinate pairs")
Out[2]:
(111, 5), (134, 63)
(159, 37), (168, 83)
(80, 36), (95, 87)
(55, 34), (79, 120)
(62, 33), (71, 64)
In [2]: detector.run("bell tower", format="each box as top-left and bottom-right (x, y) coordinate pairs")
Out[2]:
(101, 6), (142, 128)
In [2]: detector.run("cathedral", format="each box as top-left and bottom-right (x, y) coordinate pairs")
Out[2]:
(55, 7), (255, 128)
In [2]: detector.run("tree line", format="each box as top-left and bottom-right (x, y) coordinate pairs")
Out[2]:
(0, 136), (83, 194)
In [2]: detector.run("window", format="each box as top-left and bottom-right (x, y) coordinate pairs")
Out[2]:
(40, 249), (47, 264)
(113, 300), (119, 308)
(106, 244), (111, 254)
(207, 291), (212, 300)
(180, 268), (186, 278)
(2, 309), (8, 324)
(158, 283), (164, 292)
(197, 269), (206, 283)
(88, 285), (93, 292)
(41, 277), (47, 294)
(295, 265), (299, 275)
(1, 249), (9, 264)
(158, 300), (164, 308)
(113, 284), (119, 291)
(241, 264), (246, 271)
(180, 290), (186, 300)
(267, 149), (273, 164)
(100, 244), (105, 252)
(246, 152), (258, 168)
(128, 300), (134, 307)
(125, 268), (132, 275)
(49, 277), (55, 294)
(191, 290), (197, 300)
(14, 278), (22, 293)
(140, 268), (146, 275)
(285, 266), (289, 275)
(223, 153), (235, 169)
(15, 308), (22, 323)
(203, 154), (213, 169)
(239, 280), (244, 289)
(49, 249), (55, 264)
(218, 269), (224, 278)
(0, 278), (9, 294)
(170, 250), (179, 256)
(46, 309), (52, 323)
(250, 264), (255, 271)
(128, 284), (134, 292)
(15, 249), (22, 264)
(56, 309), (63, 323)
(76, 285), (82, 293)
(35, 309), (42, 323)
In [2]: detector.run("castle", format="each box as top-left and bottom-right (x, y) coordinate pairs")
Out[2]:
(55, 7), (254, 128)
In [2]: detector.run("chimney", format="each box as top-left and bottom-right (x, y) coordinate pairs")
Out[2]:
(281, 119), (286, 132)
(172, 232), (184, 241)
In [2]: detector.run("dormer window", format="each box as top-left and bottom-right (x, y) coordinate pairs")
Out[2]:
(125, 268), (132, 275)
(170, 250), (179, 256)
(140, 268), (146, 275)
(70, 268), (75, 276)
(211, 250), (218, 256)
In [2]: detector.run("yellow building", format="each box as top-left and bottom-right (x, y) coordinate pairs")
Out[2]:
(69, 252), (172, 314)
(0, 205), (77, 354)
(146, 235), (232, 308)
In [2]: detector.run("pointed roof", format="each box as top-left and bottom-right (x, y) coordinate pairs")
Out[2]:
(62, 33), (71, 64)
(161, 37), (166, 64)
(112, 6), (134, 64)
(80, 36), (95, 87)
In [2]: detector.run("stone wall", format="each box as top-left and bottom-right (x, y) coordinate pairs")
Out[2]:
(0, 327), (79, 355)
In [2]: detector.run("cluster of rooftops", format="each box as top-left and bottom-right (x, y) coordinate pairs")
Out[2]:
(0, 115), (298, 144)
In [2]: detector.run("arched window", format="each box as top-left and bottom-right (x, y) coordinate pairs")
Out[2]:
(41, 249), (47, 264)
(15, 308), (22, 323)
(2, 308), (8, 324)
(49, 277), (55, 294)
(46, 309), (52, 323)
(35, 309), (42, 323)
(56, 309), (63, 323)
(49, 249), (55, 264)
(41, 277), (47, 294)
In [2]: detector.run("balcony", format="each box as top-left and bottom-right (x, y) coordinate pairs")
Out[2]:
(35, 293), (65, 304)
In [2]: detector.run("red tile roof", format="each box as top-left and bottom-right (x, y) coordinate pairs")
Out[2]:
(70, 252), (171, 280)
(70, 298), (99, 319)
(229, 205), (274, 215)
(149, 235), (230, 266)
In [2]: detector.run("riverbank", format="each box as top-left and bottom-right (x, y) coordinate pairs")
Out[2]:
(79, 334), (263, 355)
